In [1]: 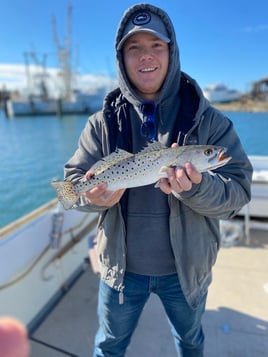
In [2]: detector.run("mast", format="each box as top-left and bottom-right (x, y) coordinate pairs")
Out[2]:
(52, 4), (72, 101)
(23, 51), (48, 99)
(23, 52), (31, 96)
(29, 52), (48, 100)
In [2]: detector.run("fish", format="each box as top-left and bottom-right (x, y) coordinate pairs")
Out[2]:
(51, 142), (231, 210)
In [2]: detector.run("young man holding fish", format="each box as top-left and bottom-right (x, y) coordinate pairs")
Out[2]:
(61, 3), (252, 356)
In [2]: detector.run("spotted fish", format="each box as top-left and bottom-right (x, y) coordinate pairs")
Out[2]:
(51, 142), (231, 210)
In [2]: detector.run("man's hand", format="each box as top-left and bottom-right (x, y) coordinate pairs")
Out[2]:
(84, 171), (125, 207)
(158, 143), (202, 195)
(84, 183), (125, 207)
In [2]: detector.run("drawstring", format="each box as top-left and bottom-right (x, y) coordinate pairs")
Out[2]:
(119, 286), (124, 304)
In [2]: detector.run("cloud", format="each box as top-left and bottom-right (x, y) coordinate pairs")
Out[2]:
(0, 64), (27, 89)
(0, 63), (117, 97)
(243, 24), (268, 33)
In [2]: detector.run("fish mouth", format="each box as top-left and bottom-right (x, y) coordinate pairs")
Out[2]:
(207, 147), (231, 170)
(218, 147), (230, 162)
(219, 153), (230, 162)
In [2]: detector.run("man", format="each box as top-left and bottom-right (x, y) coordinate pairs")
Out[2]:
(64, 3), (252, 356)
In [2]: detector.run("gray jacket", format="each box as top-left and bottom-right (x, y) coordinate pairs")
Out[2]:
(64, 4), (252, 308)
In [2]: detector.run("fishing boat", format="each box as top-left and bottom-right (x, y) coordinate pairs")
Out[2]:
(4, 5), (106, 118)
(5, 88), (105, 118)
(240, 156), (268, 218)
(203, 83), (242, 103)
(0, 155), (267, 355)
(0, 155), (267, 318)
(0, 199), (98, 330)
(239, 155), (268, 244)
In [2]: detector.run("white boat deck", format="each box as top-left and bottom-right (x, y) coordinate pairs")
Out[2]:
(29, 227), (268, 357)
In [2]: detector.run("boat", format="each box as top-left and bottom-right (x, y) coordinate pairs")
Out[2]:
(238, 155), (268, 244)
(4, 87), (105, 118)
(0, 154), (267, 355)
(240, 155), (268, 218)
(0, 155), (267, 325)
(203, 83), (242, 103)
(4, 5), (106, 118)
(28, 230), (268, 356)
(0, 199), (98, 329)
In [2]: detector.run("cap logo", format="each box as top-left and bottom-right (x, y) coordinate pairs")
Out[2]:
(132, 12), (151, 26)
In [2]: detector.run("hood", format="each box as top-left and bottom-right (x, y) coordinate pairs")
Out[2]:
(115, 3), (181, 106)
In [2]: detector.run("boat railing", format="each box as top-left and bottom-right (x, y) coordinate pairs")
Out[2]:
(0, 199), (59, 239)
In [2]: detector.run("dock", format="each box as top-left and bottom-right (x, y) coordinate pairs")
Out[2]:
(29, 227), (268, 356)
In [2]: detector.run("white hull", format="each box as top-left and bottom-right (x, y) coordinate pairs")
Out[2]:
(5, 90), (104, 118)
(0, 199), (98, 327)
(203, 83), (242, 103)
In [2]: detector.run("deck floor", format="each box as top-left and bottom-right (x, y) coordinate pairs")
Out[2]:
(30, 227), (268, 357)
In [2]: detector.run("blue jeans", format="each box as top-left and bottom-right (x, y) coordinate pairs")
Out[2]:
(93, 272), (206, 357)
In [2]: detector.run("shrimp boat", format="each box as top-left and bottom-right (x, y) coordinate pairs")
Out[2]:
(4, 88), (105, 118)
(4, 5), (106, 118)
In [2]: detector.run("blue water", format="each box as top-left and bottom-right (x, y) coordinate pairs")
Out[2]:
(0, 109), (268, 227)
(0, 111), (88, 227)
(225, 111), (268, 157)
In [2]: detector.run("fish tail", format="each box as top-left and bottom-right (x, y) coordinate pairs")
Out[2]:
(51, 180), (79, 210)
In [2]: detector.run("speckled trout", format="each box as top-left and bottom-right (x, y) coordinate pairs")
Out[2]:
(51, 142), (231, 210)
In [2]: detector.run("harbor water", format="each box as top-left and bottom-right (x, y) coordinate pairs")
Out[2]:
(0, 109), (268, 227)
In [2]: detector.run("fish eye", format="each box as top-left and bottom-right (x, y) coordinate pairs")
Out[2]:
(204, 148), (213, 156)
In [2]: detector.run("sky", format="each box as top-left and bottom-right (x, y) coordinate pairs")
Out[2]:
(0, 0), (268, 93)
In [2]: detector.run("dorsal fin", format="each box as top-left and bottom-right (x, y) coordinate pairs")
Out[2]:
(90, 149), (134, 175)
(138, 141), (167, 155)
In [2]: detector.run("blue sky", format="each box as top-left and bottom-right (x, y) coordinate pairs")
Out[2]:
(1, 0), (268, 92)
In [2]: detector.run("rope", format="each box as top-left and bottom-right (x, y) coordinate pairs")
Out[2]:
(0, 246), (50, 290)
(0, 216), (98, 290)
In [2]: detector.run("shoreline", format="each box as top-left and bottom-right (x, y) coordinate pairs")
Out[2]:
(213, 100), (268, 112)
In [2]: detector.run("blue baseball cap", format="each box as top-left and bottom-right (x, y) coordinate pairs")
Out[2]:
(117, 10), (170, 50)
